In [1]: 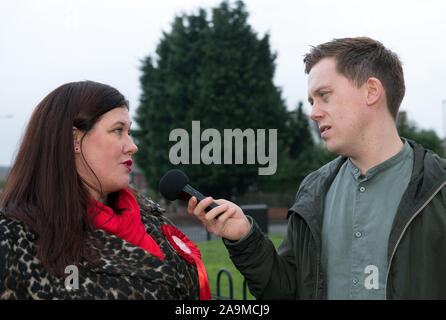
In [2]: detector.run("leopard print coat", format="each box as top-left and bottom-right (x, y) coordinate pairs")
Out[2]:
(0, 196), (200, 300)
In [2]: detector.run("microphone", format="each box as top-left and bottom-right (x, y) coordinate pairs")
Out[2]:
(158, 169), (220, 215)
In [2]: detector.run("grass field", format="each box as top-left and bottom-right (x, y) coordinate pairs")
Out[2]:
(196, 233), (284, 300)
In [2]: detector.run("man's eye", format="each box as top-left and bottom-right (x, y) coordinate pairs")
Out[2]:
(320, 92), (330, 101)
(114, 128), (123, 134)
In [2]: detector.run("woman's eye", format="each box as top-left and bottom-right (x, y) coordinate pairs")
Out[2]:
(113, 128), (132, 136)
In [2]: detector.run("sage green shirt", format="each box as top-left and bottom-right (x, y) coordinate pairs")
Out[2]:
(321, 140), (414, 299)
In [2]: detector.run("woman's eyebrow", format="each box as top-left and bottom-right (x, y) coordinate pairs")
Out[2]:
(111, 120), (132, 127)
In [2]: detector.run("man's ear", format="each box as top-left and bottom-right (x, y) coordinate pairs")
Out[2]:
(365, 77), (384, 106)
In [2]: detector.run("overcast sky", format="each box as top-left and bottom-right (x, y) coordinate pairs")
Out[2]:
(1, 0), (446, 167)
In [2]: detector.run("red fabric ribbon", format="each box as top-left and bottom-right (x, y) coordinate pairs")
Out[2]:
(88, 188), (164, 260)
(161, 224), (211, 300)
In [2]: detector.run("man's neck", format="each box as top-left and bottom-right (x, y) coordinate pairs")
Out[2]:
(349, 129), (404, 175)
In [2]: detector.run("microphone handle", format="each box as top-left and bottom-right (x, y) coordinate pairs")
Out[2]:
(183, 184), (220, 214)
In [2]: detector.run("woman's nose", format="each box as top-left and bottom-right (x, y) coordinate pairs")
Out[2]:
(125, 136), (138, 155)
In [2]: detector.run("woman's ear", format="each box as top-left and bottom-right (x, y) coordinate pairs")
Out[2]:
(365, 77), (384, 106)
(73, 126), (81, 153)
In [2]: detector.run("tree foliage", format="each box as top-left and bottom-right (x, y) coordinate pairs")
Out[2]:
(398, 121), (445, 157)
(134, 1), (290, 199)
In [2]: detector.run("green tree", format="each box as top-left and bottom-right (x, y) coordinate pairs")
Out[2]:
(286, 102), (314, 159)
(134, 0), (288, 199)
(398, 121), (445, 158)
(257, 102), (337, 192)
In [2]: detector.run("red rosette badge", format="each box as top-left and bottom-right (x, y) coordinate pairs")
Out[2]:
(161, 224), (211, 300)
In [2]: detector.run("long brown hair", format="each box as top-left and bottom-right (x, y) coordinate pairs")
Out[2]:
(0, 81), (130, 277)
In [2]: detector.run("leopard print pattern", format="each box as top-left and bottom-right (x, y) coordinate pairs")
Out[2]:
(0, 197), (200, 300)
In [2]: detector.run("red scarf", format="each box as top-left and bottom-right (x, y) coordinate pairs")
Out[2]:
(88, 188), (164, 260)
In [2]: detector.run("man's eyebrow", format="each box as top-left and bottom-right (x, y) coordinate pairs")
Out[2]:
(308, 85), (331, 104)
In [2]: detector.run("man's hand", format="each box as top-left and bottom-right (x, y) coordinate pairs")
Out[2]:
(187, 196), (251, 241)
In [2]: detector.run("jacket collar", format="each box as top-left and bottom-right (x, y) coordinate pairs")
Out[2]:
(396, 138), (446, 216)
(288, 154), (346, 247)
(387, 139), (446, 260)
(288, 138), (446, 249)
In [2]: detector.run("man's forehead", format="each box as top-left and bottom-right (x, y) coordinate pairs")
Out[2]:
(307, 58), (338, 92)
(308, 57), (337, 78)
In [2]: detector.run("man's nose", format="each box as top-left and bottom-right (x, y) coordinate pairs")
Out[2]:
(310, 104), (324, 122)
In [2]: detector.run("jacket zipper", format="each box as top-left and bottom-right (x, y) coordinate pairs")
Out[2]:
(293, 211), (321, 300)
(385, 180), (446, 299)
(315, 259), (320, 300)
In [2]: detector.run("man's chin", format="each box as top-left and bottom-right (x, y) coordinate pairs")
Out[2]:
(325, 141), (343, 156)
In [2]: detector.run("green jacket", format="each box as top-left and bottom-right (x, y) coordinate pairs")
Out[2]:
(226, 140), (446, 299)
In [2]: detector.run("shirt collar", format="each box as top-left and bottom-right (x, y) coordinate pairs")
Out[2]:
(347, 139), (412, 181)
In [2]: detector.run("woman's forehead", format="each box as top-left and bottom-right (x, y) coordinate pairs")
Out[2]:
(97, 106), (131, 126)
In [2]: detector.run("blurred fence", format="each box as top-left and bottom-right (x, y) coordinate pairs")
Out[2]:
(212, 268), (249, 300)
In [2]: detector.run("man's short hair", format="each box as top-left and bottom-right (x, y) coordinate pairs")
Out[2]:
(303, 37), (405, 120)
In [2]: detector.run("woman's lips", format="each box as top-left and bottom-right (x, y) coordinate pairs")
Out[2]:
(122, 160), (132, 171)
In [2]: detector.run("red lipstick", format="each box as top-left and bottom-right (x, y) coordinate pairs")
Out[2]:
(122, 160), (133, 171)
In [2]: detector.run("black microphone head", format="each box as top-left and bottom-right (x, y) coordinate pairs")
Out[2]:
(159, 169), (190, 201)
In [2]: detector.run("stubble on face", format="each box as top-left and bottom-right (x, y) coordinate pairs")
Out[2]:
(308, 58), (368, 157)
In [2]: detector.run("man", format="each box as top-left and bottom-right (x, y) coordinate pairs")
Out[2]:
(188, 37), (446, 299)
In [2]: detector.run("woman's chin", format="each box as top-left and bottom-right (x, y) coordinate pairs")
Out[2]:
(107, 181), (130, 194)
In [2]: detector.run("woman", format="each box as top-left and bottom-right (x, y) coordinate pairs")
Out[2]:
(0, 81), (210, 299)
